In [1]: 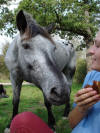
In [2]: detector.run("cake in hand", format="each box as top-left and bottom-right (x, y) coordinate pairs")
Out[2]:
(85, 81), (100, 94)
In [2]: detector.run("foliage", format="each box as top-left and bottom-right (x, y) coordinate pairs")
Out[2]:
(0, 0), (10, 5)
(0, 56), (9, 80)
(74, 59), (87, 83)
(0, 0), (16, 36)
(0, 83), (82, 133)
(0, 0), (100, 40)
(6, 1), (100, 39)
(0, 43), (9, 80)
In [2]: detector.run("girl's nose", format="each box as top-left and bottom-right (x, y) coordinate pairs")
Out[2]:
(88, 45), (95, 56)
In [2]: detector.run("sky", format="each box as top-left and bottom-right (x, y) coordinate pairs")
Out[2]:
(0, 0), (21, 55)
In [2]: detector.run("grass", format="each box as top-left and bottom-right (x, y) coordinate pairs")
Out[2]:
(0, 78), (10, 83)
(0, 74), (10, 83)
(0, 82), (82, 133)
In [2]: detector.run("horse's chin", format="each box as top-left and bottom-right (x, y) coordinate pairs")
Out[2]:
(52, 102), (65, 106)
(4, 128), (10, 133)
(49, 98), (66, 106)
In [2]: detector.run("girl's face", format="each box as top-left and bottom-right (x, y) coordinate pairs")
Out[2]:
(89, 32), (100, 71)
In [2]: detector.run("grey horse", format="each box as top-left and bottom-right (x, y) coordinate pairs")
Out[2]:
(4, 10), (76, 132)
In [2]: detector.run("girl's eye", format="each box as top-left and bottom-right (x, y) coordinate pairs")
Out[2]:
(96, 45), (100, 48)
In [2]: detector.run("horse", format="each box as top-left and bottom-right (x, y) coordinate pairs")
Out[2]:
(4, 10), (76, 132)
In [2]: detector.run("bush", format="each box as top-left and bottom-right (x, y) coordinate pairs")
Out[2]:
(0, 43), (10, 81)
(0, 56), (9, 80)
(74, 59), (87, 84)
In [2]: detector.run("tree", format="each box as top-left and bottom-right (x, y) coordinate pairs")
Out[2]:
(16, 0), (99, 39)
(0, 0), (10, 5)
(1, 0), (100, 40)
(0, 0), (16, 36)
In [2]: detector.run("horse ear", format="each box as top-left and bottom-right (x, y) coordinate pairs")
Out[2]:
(16, 10), (27, 34)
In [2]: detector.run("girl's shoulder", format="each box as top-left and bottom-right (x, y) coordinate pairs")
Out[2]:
(87, 70), (100, 79)
(82, 70), (100, 87)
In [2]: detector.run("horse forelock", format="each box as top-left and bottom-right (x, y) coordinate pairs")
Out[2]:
(21, 12), (55, 45)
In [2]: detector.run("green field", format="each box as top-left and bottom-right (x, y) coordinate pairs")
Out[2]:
(0, 83), (82, 133)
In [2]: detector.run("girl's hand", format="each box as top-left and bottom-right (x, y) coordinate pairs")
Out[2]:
(74, 87), (100, 113)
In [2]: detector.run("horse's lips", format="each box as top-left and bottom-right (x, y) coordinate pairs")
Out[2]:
(49, 97), (67, 105)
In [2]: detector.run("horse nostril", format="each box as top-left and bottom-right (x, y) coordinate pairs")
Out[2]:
(50, 87), (61, 97)
(27, 64), (33, 70)
(51, 87), (57, 95)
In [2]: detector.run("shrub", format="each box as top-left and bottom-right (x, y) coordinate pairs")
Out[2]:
(74, 59), (87, 84)
(0, 43), (10, 81)
(0, 56), (9, 80)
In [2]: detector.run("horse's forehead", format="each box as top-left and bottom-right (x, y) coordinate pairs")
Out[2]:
(17, 34), (55, 49)
(32, 35), (56, 50)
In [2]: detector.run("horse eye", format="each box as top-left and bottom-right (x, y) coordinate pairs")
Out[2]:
(65, 43), (68, 46)
(22, 44), (30, 49)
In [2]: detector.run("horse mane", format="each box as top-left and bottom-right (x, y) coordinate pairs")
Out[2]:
(24, 11), (55, 45)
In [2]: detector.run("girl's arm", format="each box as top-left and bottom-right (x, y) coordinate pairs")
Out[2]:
(68, 88), (100, 129)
